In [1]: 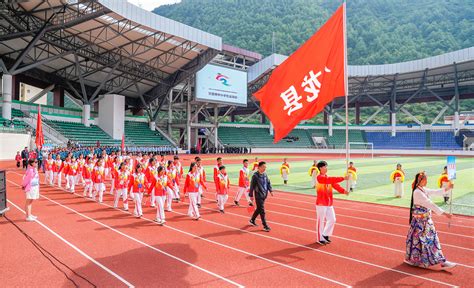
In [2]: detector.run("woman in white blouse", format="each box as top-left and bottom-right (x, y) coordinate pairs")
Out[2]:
(405, 171), (456, 269)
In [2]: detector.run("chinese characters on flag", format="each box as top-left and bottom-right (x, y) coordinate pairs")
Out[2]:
(254, 4), (346, 143)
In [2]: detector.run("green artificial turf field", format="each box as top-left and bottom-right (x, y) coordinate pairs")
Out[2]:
(203, 156), (474, 216)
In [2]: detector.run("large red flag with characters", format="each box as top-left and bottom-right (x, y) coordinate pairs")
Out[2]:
(254, 4), (346, 143)
(35, 105), (44, 150)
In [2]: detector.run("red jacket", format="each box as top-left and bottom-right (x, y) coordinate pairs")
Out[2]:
(216, 173), (230, 195)
(167, 167), (180, 186)
(92, 166), (105, 184)
(44, 159), (54, 171)
(115, 170), (130, 190)
(213, 165), (220, 183)
(184, 172), (206, 194)
(348, 167), (357, 173)
(62, 161), (71, 175)
(148, 174), (173, 196)
(238, 167), (250, 188)
(67, 162), (79, 176)
(53, 159), (63, 173)
(145, 166), (158, 182)
(15, 155), (21, 162)
(315, 174), (347, 206)
(128, 172), (148, 193)
(83, 164), (94, 180)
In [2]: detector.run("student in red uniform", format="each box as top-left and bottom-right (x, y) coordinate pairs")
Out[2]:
(82, 157), (94, 197)
(145, 158), (159, 207)
(438, 166), (452, 203)
(216, 166), (230, 213)
(114, 162), (130, 211)
(129, 164), (148, 218)
(159, 154), (166, 167)
(234, 159), (251, 206)
(184, 162), (206, 220)
(213, 157), (223, 202)
(66, 156), (79, 193)
(315, 161), (349, 245)
(92, 159), (106, 203)
(44, 154), (54, 185)
(15, 151), (21, 168)
(76, 154), (86, 187)
(109, 156), (121, 196)
(53, 154), (63, 188)
(63, 154), (72, 190)
(148, 166), (173, 225)
(173, 155), (184, 178)
(195, 157), (206, 207)
(167, 160), (180, 203)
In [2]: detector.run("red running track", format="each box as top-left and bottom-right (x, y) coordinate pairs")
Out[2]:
(1, 161), (472, 287)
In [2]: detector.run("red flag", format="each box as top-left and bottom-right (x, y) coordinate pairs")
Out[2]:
(121, 134), (125, 152)
(254, 4), (346, 143)
(35, 105), (44, 150)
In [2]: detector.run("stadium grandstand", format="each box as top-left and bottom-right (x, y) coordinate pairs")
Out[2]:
(0, 0), (473, 159)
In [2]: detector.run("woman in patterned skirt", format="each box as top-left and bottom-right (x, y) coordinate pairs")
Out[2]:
(405, 171), (456, 270)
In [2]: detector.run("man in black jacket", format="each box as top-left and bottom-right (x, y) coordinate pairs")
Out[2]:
(21, 147), (29, 169)
(249, 161), (273, 232)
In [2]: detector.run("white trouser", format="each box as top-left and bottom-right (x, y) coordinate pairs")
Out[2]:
(217, 194), (228, 210)
(132, 192), (143, 216)
(76, 173), (84, 186)
(65, 174), (70, 189)
(316, 206), (336, 242)
(235, 186), (250, 203)
(83, 179), (93, 197)
(67, 175), (76, 192)
(93, 183), (105, 202)
(155, 195), (166, 222)
(282, 171), (288, 181)
(173, 183), (180, 199)
(166, 187), (174, 211)
(110, 178), (115, 195)
(150, 192), (156, 207)
(394, 179), (404, 197)
(441, 183), (451, 197)
(45, 170), (53, 185)
(197, 186), (203, 204)
(55, 172), (62, 187)
(187, 192), (200, 219)
(114, 188), (129, 210)
(311, 172), (318, 187)
(348, 178), (356, 189)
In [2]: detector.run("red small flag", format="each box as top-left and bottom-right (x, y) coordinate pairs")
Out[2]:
(35, 105), (44, 150)
(254, 4), (346, 143)
(121, 134), (125, 152)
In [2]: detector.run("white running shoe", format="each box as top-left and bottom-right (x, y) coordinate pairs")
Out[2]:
(441, 261), (457, 269)
(26, 216), (36, 222)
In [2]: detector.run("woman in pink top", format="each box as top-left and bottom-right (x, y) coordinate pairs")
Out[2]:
(21, 159), (40, 221)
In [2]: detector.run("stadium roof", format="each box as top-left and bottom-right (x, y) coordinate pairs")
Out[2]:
(247, 47), (474, 108)
(0, 0), (222, 107)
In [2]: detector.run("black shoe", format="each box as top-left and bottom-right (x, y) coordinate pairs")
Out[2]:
(444, 196), (449, 203)
(248, 202), (253, 207)
(350, 188), (353, 192)
(263, 226), (271, 232)
(323, 235), (331, 243)
(197, 204), (201, 208)
(316, 240), (328, 245)
(201, 194), (205, 198)
(249, 219), (258, 227)
(219, 210), (225, 214)
(234, 200), (240, 206)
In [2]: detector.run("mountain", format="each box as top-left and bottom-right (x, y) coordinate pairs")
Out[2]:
(154, 0), (473, 65)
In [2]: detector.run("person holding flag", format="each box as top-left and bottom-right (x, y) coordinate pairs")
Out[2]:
(438, 166), (452, 203)
(346, 161), (357, 192)
(391, 164), (405, 198)
(308, 160), (319, 188)
(280, 158), (290, 185)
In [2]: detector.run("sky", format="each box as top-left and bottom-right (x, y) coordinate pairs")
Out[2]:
(127, 0), (181, 11)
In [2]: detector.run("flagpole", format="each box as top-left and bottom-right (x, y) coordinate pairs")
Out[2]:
(343, 1), (349, 193)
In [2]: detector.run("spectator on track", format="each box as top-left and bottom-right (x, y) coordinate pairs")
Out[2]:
(22, 159), (40, 221)
(405, 171), (456, 270)
(21, 147), (29, 169)
(249, 161), (273, 232)
(15, 151), (21, 168)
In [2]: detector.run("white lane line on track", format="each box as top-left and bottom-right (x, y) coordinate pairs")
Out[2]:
(196, 201), (474, 270)
(7, 174), (347, 288)
(5, 197), (134, 287)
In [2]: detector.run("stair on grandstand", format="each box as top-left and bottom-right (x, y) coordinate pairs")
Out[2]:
(44, 120), (122, 146)
(0, 108), (28, 133)
(124, 121), (173, 146)
(306, 129), (366, 149)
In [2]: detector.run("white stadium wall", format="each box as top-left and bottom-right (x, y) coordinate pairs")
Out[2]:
(98, 94), (124, 140)
(0, 133), (31, 160)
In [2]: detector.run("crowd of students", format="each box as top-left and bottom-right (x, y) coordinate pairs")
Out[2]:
(19, 149), (457, 270)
